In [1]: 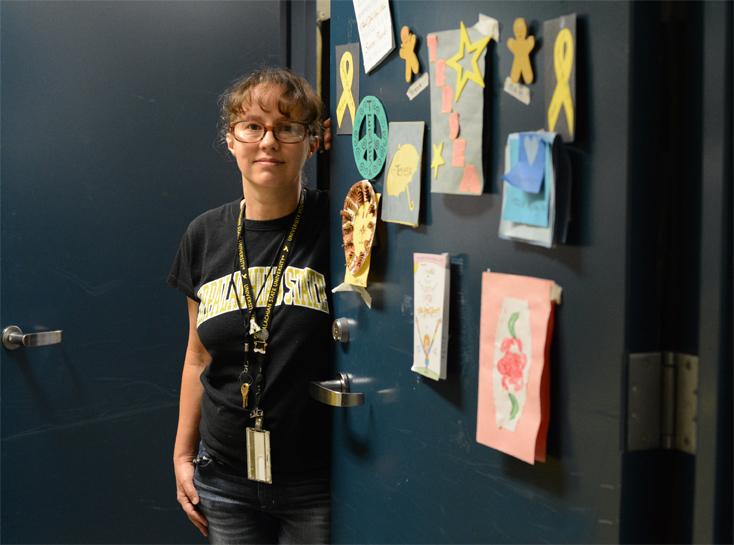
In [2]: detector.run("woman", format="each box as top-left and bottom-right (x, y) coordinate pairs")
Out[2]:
(168, 68), (333, 544)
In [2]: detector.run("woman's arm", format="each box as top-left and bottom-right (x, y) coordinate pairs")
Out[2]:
(173, 297), (211, 537)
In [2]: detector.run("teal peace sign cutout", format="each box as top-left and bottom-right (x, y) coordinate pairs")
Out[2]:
(352, 96), (389, 180)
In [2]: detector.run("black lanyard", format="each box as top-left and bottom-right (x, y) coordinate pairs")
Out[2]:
(234, 189), (305, 418)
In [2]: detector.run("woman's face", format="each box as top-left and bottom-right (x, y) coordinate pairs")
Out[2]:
(226, 84), (318, 195)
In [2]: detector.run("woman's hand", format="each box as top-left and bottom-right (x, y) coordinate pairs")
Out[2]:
(321, 118), (333, 151)
(174, 458), (208, 537)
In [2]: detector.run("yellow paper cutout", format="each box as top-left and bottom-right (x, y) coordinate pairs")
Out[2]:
(507, 18), (535, 84)
(343, 193), (381, 288)
(547, 28), (574, 137)
(399, 26), (420, 83)
(336, 51), (356, 128)
(445, 21), (491, 102)
(386, 144), (420, 211)
(431, 142), (445, 179)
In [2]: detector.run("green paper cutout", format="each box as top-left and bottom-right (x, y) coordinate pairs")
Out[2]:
(352, 95), (389, 180)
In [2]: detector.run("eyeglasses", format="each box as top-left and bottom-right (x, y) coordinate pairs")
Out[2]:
(230, 120), (309, 144)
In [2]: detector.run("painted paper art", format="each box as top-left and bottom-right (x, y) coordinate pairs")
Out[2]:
(332, 181), (380, 308)
(335, 43), (360, 135)
(412, 253), (450, 381)
(381, 121), (424, 227)
(352, 96), (389, 180)
(427, 14), (498, 195)
(476, 272), (561, 464)
(543, 14), (576, 142)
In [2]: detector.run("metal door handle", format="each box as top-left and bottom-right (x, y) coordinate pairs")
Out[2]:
(309, 372), (364, 407)
(2, 325), (63, 350)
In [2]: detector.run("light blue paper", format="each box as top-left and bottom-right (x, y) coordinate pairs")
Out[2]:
(502, 133), (546, 193)
(501, 133), (552, 227)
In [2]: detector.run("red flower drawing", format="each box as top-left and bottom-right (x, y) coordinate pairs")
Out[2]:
(496, 311), (527, 420)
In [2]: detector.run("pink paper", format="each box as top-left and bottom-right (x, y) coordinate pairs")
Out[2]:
(427, 34), (438, 62)
(458, 164), (481, 194)
(476, 272), (556, 464)
(449, 112), (460, 139)
(451, 138), (465, 167)
(441, 85), (453, 113)
(435, 60), (446, 86)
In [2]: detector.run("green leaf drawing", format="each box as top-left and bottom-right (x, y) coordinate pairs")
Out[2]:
(508, 312), (520, 338)
(509, 392), (519, 420)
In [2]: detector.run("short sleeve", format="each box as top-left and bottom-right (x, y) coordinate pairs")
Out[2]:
(167, 228), (199, 301)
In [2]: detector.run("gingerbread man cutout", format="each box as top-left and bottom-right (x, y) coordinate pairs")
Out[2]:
(399, 26), (420, 83)
(507, 18), (535, 84)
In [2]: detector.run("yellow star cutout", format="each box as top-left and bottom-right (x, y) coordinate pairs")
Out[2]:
(446, 21), (491, 102)
(431, 142), (445, 179)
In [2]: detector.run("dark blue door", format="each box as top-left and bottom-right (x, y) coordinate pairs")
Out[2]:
(1, 2), (283, 542)
(325, 1), (730, 543)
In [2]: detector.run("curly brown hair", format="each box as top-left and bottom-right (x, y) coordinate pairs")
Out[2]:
(218, 67), (324, 146)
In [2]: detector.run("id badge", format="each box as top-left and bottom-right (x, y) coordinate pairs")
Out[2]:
(246, 427), (272, 483)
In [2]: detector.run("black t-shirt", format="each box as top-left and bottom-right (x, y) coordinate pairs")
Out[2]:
(168, 188), (332, 478)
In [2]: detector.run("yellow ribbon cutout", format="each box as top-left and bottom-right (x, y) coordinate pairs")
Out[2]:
(336, 51), (356, 128)
(547, 28), (574, 137)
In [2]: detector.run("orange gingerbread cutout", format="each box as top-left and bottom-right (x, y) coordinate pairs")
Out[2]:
(399, 26), (420, 83)
(507, 18), (535, 84)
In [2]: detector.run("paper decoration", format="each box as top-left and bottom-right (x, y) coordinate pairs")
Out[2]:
(332, 181), (380, 307)
(352, 96), (389, 180)
(353, 0), (395, 73)
(399, 26), (420, 83)
(428, 14), (498, 195)
(381, 122), (425, 227)
(503, 77), (531, 105)
(412, 253), (450, 381)
(544, 14), (576, 142)
(507, 18), (535, 84)
(499, 131), (571, 248)
(335, 43), (360, 135)
(476, 272), (561, 464)
(406, 72), (429, 101)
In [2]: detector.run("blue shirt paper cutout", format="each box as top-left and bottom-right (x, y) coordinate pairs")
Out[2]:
(501, 132), (552, 227)
(502, 134), (546, 193)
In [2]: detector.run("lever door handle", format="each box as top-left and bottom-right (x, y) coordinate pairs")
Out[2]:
(309, 372), (364, 407)
(2, 325), (63, 350)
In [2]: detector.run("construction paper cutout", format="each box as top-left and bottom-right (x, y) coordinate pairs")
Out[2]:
(429, 15), (496, 195)
(445, 21), (491, 102)
(449, 112), (460, 139)
(352, 96), (388, 180)
(503, 77), (531, 105)
(412, 253), (450, 381)
(335, 44), (360, 134)
(501, 133), (550, 227)
(332, 281), (372, 308)
(406, 72), (429, 100)
(543, 14), (576, 142)
(502, 133), (546, 193)
(499, 131), (563, 247)
(476, 272), (561, 464)
(431, 142), (445, 179)
(459, 164), (481, 193)
(435, 60), (446, 86)
(441, 85), (453, 113)
(399, 26), (420, 83)
(381, 121), (425, 227)
(353, 0), (395, 73)
(451, 139), (466, 167)
(427, 34), (438, 62)
(341, 180), (378, 274)
(507, 18), (535, 84)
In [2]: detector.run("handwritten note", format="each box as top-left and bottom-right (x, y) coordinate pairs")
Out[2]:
(353, 0), (395, 73)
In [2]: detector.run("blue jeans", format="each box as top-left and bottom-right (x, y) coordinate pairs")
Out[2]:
(193, 443), (331, 544)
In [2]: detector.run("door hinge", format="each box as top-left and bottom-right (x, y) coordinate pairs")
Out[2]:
(626, 352), (698, 454)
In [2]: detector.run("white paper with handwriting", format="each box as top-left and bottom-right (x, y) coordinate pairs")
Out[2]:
(353, 0), (395, 73)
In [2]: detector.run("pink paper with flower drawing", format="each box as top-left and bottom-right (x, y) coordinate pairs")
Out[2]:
(476, 272), (557, 464)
